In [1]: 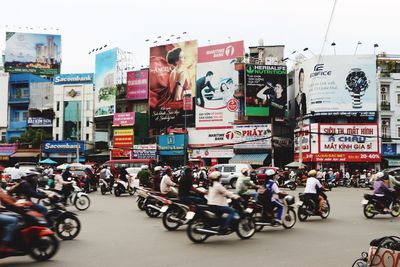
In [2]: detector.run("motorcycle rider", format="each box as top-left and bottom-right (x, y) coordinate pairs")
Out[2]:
(236, 168), (258, 201)
(304, 169), (324, 213)
(10, 163), (26, 181)
(160, 167), (178, 197)
(178, 167), (206, 204)
(207, 171), (240, 234)
(197, 167), (208, 187)
(263, 169), (286, 224)
(83, 168), (95, 193)
(61, 166), (74, 204)
(137, 165), (152, 188)
(152, 166), (163, 191)
(118, 165), (131, 191)
(100, 166), (113, 190)
(373, 172), (395, 212)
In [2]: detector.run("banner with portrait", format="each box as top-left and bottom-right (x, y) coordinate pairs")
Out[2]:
(245, 64), (287, 117)
(149, 41), (197, 128)
(196, 41), (244, 129)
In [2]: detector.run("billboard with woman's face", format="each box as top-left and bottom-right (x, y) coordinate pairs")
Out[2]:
(149, 41), (197, 128)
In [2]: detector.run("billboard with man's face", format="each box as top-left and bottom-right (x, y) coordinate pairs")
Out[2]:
(294, 55), (377, 118)
(196, 41), (244, 129)
(5, 32), (61, 76)
(245, 64), (287, 117)
(149, 40), (197, 128)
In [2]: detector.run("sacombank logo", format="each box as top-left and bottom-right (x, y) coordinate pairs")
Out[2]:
(225, 45), (235, 57)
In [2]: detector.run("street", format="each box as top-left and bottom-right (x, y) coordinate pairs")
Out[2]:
(1, 187), (398, 267)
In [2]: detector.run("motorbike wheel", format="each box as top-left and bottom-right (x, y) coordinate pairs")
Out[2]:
(74, 195), (91, 211)
(363, 203), (376, 219)
(129, 188), (135, 196)
(282, 209), (297, 229)
(100, 186), (106, 195)
(137, 197), (146, 211)
(145, 204), (161, 218)
(187, 218), (209, 243)
(298, 206), (308, 222)
(253, 212), (264, 232)
(114, 188), (121, 197)
(289, 183), (297, 191)
(236, 214), (256, 240)
(320, 201), (330, 219)
(230, 178), (238, 189)
(391, 201), (400, 217)
(162, 207), (182, 231)
(29, 234), (59, 261)
(56, 214), (81, 240)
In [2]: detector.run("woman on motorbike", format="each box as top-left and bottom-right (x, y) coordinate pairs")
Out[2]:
(207, 171), (240, 234)
(236, 168), (258, 201)
(373, 172), (395, 212)
(262, 169), (285, 224)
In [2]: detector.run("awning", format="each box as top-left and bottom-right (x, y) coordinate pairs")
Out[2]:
(384, 158), (400, 167)
(229, 153), (269, 165)
(11, 152), (40, 158)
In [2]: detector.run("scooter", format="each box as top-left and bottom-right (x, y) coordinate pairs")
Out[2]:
(113, 178), (134, 197)
(279, 177), (297, 191)
(362, 193), (400, 219)
(99, 177), (113, 195)
(297, 192), (330, 221)
(0, 209), (59, 261)
(67, 179), (91, 211)
(143, 192), (172, 218)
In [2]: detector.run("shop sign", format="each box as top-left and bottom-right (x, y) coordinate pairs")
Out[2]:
(114, 128), (134, 136)
(111, 148), (131, 158)
(158, 135), (185, 156)
(382, 144), (397, 157)
(113, 112), (135, 126)
(42, 141), (84, 153)
(132, 144), (157, 159)
(27, 117), (52, 127)
(294, 124), (310, 153)
(191, 148), (234, 158)
(0, 144), (17, 154)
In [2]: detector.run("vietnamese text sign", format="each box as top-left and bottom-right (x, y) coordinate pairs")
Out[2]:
(113, 112), (135, 126)
(114, 128), (134, 136)
(127, 70), (148, 100)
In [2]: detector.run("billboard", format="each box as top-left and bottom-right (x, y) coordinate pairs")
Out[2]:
(196, 41), (244, 128)
(127, 70), (148, 100)
(245, 64), (287, 117)
(5, 32), (61, 76)
(382, 144), (397, 157)
(113, 112), (135, 126)
(95, 48), (117, 117)
(149, 41), (197, 128)
(0, 73), (9, 128)
(113, 128), (134, 148)
(294, 55), (377, 118)
(158, 134), (185, 156)
(42, 141), (85, 153)
(132, 144), (157, 159)
(27, 117), (52, 127)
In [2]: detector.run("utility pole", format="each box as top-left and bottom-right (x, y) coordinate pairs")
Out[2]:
(76, 103), (80, 163)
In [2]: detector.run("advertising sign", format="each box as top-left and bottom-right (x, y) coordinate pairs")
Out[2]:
(245, 64), (287, 117)
(114, 128), (134, 136)
(382, 144), (397, 157)
(0, 144), (17, 155)
(42, 141), (85, 153)
(95, 48), (117, 117)
(54, 73), (94, 84)
(127, 70), (148, 100)
(191, 148), (234, 158)
(27, 117), (52, 127)
(111, 148), (131, 159)
(149, 41), (197, 128)
(294, 55), (377, 118)
(113, 128), (134, 148)
(113, 112), (135, 126)
(5, 32), (61, 76)
(196, 41), (244, 128)
(0, 73), (9, 128)
(188, 124), (271, 149)
(158, 135), (185, 156)
(132, 144), (157, 159)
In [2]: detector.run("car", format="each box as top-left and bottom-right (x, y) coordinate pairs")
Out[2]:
(213, 164), (252, 189)
(255, 166), (282, 185)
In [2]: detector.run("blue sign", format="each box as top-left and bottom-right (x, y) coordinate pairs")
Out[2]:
(158, 134), (185, 156)
(54, 73), (94, 84)
(27, 117), (52, 127)
(42, 140), (85, 153)
(382, 144), (397, 156)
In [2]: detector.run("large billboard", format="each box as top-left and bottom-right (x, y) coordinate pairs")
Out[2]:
(196, 41), (244, 128)
(5, 32), (61, 76)
(127, 70), (148, 100)
(245, 64), (287, 117)
(294, 55), (376, 118)
(149, 41), (197, 128)
(95, 48), (117, 117)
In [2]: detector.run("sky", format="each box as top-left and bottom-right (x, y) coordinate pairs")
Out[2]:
(1, 0), (399, 74)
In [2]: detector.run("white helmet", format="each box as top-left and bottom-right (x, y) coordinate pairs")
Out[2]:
(141, 165), (149, 170)
(241, 168), (249, 174)
(265, 169), (276, 177)
(376, 172), (384, 179)
(154, 166), (162, 172)
(209, 171), (221, 180)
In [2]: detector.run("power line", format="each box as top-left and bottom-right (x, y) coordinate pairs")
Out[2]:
(319, 0), (338, 59)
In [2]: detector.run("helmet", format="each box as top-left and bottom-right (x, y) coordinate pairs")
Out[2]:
(376, 172), (384, 180)
(154, 166), (163, 172)
(141, 165), (149, 170)
(265, 169), (276, 177)
(241, 168), (249, 174)
(208, 171), (221, 180)
(284, 167), (288, 171)
(14, 163), (20, 168)
(308, 170), (317, 177)
(164, 167), (172, 173)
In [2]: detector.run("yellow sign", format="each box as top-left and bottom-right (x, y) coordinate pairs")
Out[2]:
(114, 128), (134, 136)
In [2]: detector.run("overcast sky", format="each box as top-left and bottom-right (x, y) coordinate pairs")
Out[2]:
(1, 0), (399, 74)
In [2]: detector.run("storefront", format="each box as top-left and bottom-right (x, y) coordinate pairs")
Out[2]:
(382, 144), (400, 168)
(42, 140), (85, 164)
(158, 134), (185, 167)
(0, 144), (17, 165)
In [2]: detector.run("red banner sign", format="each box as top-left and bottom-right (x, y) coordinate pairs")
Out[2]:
(198, 41), (244, 63)
(111, 148), (131, 158)
(127, 70), (148, 100)
(113, 112), (135, 126)
(113, 135), (134, 148)
(295, 152), (381, 163)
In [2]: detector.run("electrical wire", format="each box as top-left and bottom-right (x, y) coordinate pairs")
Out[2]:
(318, 0), (338, 59)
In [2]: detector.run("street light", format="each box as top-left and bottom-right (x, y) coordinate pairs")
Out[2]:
(354, 41), (362, 55)
(303, 47), (315, 56)
(331, 42), (336, 55)
(374, 44), (379, 55)
(183, 92), (192, 166)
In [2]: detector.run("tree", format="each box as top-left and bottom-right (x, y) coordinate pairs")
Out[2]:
(9, 128), (53, 148)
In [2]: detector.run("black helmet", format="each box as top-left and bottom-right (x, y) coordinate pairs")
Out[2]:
(15, 163), (20, 168)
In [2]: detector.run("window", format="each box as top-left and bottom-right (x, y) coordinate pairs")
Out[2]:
(397, 94), (400, 104)
(55, 134), (59, 140)
(56, 102), (60, 111)
(22, 111), (28, 121)
(14, 112), (19, 122)
(398, 127), (400, 138)
(86, 134), (89, 141)
(86, 100), (90, 110)
(1, 132), (6, 142)
(223, 166), (235, 173)
(21, 88), (29, 98)
(381, 93), (387, 102)
(56, 118), (59, 127)
(86, 118), (90, 127)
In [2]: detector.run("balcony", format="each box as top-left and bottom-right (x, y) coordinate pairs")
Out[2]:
(381, 101), (391, 111)
(9, 95), (29, 104)
(382, 135), (392, 143)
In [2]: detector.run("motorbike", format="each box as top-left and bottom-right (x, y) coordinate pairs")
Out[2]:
(186, 199), (256, 243)
(134, 186), (151, 210)
(143, 192), (172, 218)
(278, 177), (297, 191)
(250, 194), (297, 231)
(0, 209), (59, 261)
(297, 192), (330, 221)
(113, 178), (135, 197)
(99, 177), (113, 195)
(66, 179), (91, 211)
(162, 201), (194, 231)
(362, 193), (400, 219)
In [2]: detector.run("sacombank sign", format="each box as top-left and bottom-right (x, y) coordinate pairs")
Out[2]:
(54, 73), (94, 84)
(42, 141), (85, 153)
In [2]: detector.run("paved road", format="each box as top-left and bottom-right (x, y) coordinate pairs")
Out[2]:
(1, 187), (399, 267)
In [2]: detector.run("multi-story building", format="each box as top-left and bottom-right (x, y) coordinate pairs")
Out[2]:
(6, 73), (50, 141)
(377, 54), (400, 168)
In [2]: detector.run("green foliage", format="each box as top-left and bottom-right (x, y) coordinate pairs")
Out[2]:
(9, 128), (53, 148)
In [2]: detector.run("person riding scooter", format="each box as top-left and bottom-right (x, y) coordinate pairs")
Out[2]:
(236, 168), (258, 201)
(373, 172), (395, 212)
(160, 168), (178, 197)
(178, 167), (206, 204)
(304, 169), (324, 213)
(262, 169), (286, 225)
